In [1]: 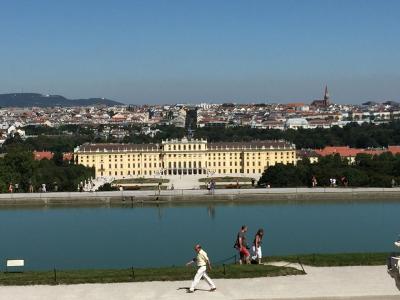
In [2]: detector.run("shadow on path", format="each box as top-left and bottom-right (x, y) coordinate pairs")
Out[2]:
(387, 269), (400, 291)
(177, 287), (212, 293)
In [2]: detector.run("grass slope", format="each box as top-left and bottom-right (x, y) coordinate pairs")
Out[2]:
(0, 264), (302, 286)
(265, 252), (389, 267)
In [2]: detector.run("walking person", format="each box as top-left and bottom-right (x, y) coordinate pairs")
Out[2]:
(311, 175), (317, 187)
(28, 182), (34, 193)
(235, 225), (250, 264)
(186, 244), (216, 293)
(251, 228), (264, 264)
(157, 182), (162, 195)
(8, 182), (13, 193)
(211, 179), (216, 195)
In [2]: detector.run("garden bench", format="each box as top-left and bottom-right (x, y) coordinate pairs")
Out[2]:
(6, 259), (24, 272)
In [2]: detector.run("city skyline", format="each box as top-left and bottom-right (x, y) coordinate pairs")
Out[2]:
(1, 0), (400, 104)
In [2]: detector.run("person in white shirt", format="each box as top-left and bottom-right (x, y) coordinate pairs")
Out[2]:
(186, 244), (216, 293)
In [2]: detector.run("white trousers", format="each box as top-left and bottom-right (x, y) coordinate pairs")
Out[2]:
(251, 246), (262, 260)
(190, 266), (215, 291)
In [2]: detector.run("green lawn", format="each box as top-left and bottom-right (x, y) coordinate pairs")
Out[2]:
(199, 177), (254, 183)
(265, 252), (389, 267)
(0, 264), (302, 286)
(113, 178), (169, 184)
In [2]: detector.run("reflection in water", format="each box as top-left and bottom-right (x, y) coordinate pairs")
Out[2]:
(207, 205), (216, 219)
(157, 203), (163, 220)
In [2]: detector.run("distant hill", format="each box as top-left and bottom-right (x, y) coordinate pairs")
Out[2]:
(0, 93), (123, 107)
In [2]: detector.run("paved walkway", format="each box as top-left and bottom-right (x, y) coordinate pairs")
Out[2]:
(166, 175), (203, 189)
(1, 265), (399, 300)
(1, 187), (400, 205)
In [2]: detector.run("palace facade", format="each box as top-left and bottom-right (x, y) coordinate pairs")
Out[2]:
(74, 138), (296, 178)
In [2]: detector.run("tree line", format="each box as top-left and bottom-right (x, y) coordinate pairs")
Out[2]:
(0, 146), (94, 193)
(258, 152), (400, 188)
(4, 121), (400, 155)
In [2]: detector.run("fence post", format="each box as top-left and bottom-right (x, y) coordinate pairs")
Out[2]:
(223, 264), (226, 276)
(131, 267), (135, 280)
(297, 256), (306, 274)
(53, 267), (57, 284)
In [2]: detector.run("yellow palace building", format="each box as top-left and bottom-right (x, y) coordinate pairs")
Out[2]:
(74, 138), (296, 178)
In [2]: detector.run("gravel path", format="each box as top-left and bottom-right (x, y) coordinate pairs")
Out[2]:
(0, 265), (399, 300)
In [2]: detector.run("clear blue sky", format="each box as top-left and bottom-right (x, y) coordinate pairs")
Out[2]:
(1, 0), (399, 104)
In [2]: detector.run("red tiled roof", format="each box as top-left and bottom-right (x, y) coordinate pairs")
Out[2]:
(315, 146), (389, 157)
(63, 153), (73, 161)
(33, 151), (53, 160)
(33, 151), (73, 161)
(388, 146), (400, 154)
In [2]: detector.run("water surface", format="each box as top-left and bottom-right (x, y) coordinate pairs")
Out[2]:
(0, 200), (398, 270)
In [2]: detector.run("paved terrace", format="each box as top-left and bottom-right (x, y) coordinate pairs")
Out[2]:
(0, 265), (399, 300)
(0, 187), (400, 205)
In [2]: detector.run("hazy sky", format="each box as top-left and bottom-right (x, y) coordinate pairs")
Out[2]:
(1, 0), (399, 104)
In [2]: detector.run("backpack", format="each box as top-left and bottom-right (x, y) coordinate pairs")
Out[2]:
(233, 234), (240, 249)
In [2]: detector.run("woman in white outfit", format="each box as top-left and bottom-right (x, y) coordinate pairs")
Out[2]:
(251, 228), (264, 264)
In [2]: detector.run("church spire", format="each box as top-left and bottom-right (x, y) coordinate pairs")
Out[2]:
(324, 85), (329, 101)
(323, 85), (330, 106)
